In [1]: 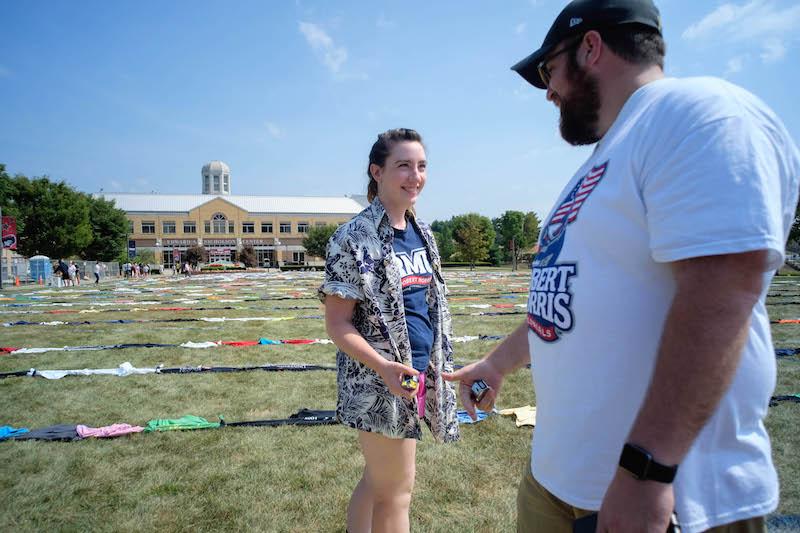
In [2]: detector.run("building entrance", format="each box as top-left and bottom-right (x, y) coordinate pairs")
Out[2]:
(208, 249), (231, 263)
(256, 249), (275, 268)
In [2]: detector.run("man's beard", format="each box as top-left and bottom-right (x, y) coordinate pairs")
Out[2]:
(559, 57), (601, 146)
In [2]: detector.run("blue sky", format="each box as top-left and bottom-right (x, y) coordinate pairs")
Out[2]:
(2, 0), (798, 223)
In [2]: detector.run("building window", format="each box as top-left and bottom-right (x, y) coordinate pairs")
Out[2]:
(279, 222), (291, 233)
(162, 221), (176, 234)
(212, 213), (227, 234)
(261, 222), (273, 233)
(128, 220), (134, 233)
(228, 221), (235, 233)
(204, 221), (211, 233)
(142, 221), (155, 234)
(242, 222), (255, 233)
(223, 179), (229, 193)
(292, 251), (306, 264)
(204, 176), (210, 194)
(315, 221), (327, 227)
(297, 222), (310, 234)
(213, 175), (220, 193)
(184, 221), (196, 234)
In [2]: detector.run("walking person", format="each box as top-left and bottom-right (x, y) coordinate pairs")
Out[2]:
(320, 128), (459, 533)
(94, 262), (101, 284)
(445, 1), (800, 531)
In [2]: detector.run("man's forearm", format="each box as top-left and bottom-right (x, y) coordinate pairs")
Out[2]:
(486, 321), (532, 376)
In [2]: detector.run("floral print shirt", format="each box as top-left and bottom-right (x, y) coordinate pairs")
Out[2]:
(318, 197), (460, 442)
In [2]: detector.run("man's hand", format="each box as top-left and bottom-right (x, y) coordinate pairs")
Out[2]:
(597, 469), (675, 532)
(442, 359), (504, 420)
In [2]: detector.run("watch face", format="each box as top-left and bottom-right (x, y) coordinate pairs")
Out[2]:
(621, 444), (652, 479)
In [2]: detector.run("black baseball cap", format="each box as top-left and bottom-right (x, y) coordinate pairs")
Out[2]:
(511, 0), (662, 89)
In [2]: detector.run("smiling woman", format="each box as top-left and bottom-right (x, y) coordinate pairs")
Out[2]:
(319, 128), (459, 533)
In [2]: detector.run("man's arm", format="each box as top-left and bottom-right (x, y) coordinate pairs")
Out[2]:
(443, 320), (532, 419)
(598, 249), (768, 532)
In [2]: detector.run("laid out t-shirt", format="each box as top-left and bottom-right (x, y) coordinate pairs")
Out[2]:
(393, 222), (433, 372)
(526, 77), (799, 533)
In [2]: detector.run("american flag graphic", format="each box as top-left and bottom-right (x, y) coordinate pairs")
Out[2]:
(549, 162), (608, 225)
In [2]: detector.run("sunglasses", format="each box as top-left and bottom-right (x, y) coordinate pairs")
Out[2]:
(537, 38), (583, 87)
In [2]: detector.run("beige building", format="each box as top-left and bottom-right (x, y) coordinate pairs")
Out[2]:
(99, 161), (368, 268)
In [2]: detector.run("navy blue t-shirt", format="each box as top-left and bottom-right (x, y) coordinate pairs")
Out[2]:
(392, 222), (434, 372)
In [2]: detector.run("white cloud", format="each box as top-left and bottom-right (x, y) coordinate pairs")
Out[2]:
(515, 22), (527, 35)
(110, 180), (122, 190)
(761, 38), (786, 63)
(513, 81), (534, 101)
(724, 55), (746, 76)
(682, 1), (799, 67)
(299, 21), (348, 74)
(265, 122), (284, 139)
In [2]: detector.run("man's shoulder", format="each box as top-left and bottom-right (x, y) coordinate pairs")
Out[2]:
(647, 77), (768, 123)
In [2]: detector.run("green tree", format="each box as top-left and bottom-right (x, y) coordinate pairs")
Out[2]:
(494, 211), (525, 268)
(303, 224), (338, 259)
(10, 174), (92, 258)
(431, 219), (455, 261)
(494, 210), (542, 270)
(521, 211), (541, 262)
(134, 249), (156, 265)
(451, 213), (495, 270)
(790, 202), (800, 243)
(81, 195), (128, 261)
(186, 245), (208, 267)
(239, 245), (257, 267)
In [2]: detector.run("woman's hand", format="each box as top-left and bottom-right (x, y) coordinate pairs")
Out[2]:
(377, 360), (420, 400)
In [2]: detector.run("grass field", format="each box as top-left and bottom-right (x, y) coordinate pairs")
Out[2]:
(0, 270), (798, 532)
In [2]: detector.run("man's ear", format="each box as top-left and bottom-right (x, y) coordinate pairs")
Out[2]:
(582, 30), (603, 67)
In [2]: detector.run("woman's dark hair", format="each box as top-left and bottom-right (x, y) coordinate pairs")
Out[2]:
(366, 128), (424, 202)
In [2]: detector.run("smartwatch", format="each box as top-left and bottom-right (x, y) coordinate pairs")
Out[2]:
(619, 443), (678, 483)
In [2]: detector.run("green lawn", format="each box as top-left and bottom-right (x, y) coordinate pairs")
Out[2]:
(0, 271), (797, 532)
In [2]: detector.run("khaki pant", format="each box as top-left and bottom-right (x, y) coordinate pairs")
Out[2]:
(516, 458), (766, 533)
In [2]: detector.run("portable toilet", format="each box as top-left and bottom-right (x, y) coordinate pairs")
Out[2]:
(29, 255), (51, 284)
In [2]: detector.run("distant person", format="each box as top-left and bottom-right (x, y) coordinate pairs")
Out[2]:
(445, 1), (800, 531)
(55, 260), (69, 288)
(320, 128), (459, 533)
(67, 262), (76, 287)
(94, 263), (101, 284)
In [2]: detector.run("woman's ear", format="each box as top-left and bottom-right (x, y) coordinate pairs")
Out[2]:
(369, 163), (382, 183)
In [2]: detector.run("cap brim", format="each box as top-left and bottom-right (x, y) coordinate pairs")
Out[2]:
(511, 46), (550, 90)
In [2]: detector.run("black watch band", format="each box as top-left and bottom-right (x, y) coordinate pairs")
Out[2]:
(619, 443), (678, 483)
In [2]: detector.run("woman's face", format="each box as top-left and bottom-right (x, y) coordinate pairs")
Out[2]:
(371, 141), (427, 210)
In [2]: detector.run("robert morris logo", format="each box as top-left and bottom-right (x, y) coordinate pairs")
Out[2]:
(527, 264), (577, 342)
(527, 160), (608, 342)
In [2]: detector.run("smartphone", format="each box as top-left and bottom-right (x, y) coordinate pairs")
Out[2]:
(573, 512), (680, 533)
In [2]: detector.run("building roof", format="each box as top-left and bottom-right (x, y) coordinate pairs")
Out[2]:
(96, 193), (370, 215)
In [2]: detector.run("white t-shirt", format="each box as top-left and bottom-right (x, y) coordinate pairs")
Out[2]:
(527, 77), (799, 532)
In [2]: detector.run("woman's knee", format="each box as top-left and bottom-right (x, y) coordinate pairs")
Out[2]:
(364, 467), (415, 505)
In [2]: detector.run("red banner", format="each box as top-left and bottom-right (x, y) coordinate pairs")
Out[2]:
(1, 216), (17, 250)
